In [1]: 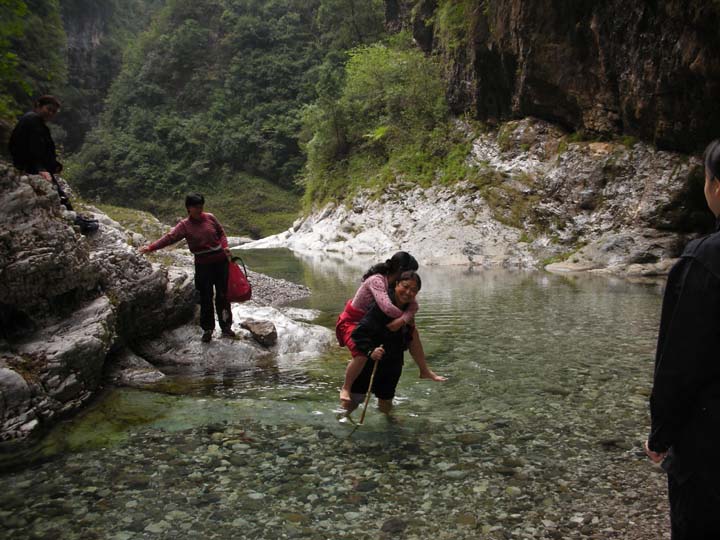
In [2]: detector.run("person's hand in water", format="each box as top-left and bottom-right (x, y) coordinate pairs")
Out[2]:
(420, 369), (447, 382)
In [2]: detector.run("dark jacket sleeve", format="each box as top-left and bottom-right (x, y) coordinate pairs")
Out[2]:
(351, 307), (387, 358)
(649, 257), (720, 452)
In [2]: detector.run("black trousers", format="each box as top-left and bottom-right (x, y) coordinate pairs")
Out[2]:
(194, 259), (232, 332)
(668, 471), (720, 539)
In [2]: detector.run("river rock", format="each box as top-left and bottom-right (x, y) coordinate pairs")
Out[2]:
(243, 118), (704, 276)
(240, 320), (278, 347)
(0, 296), (115, 441)
(105, 349), (166, 387)
(380, 517), (407, 534)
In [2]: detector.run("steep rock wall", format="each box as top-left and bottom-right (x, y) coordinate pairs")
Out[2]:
(394, 0), (720, 153)
(0, 163), (194, 445)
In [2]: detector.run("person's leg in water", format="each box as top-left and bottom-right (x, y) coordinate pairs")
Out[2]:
(408, 327), (446, 381)
(340, 354), (368, 407)
(378, 399), (393, 414)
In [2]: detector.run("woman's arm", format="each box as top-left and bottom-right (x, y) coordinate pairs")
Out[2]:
(140, 222), (186, 253)
(366, 275), (404, 318)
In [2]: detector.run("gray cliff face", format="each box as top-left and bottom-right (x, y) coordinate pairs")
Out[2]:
(396, 0), (720, 153)
(0, 163), (194, 444)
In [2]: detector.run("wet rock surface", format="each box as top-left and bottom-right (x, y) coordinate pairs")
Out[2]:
(240, 319), (278, 347)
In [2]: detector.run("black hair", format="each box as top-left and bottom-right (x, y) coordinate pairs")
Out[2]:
(704, 139), (720, 182)
(185, 193), (205, 208)
(362, 251), (419, 281)
(396, 270), (422, 291)
(34, 95), (60, 109)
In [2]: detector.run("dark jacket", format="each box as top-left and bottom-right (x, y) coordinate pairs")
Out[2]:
(649, 222), (720, 479)
(8, 111), (62, 174)
(351, 296), (410, 365)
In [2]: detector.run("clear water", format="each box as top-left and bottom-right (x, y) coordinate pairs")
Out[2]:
(0, 249), (669, 540)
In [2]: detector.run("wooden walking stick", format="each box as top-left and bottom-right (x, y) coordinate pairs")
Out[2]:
(348, 345), (382, 437)
(359, 344), (383, 425)
(359, 358), (380, 425)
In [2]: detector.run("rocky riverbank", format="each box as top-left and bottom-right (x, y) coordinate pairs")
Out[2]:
(246, 118), (707, 278)
(0, 164), (329, 448)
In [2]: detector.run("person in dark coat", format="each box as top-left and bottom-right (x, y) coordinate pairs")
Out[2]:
(349, 270), (441, 414)
(8, 95), (76, 212)
(645, 139), (720, 539)
(9, 95), (63, 180)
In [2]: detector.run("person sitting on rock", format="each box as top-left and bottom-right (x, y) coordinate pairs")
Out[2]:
(140, 193), (235, 342)
(336, 252), (444, 409)
(348, 271), (442, 414)
(8, 95), (72, 210)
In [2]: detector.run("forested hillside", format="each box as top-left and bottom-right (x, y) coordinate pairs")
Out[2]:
(69, 0), (387, 236)
(0, 0), (66, 138)
(60, 0), (164, 152)
(0, 0), (161, 151)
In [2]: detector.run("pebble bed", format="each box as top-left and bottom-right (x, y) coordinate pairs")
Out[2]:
(0, 411), (669, 540)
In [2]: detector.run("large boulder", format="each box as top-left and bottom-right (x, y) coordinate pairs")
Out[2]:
(0, 165), (97, 333)
(83, 209), (196, 340)
(0, 165), (196, 444)
(0, 296), (115, 442)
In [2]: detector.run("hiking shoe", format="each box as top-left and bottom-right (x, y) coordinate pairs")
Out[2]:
(221, 327), (236, 338)
(201, 330), (213, 343)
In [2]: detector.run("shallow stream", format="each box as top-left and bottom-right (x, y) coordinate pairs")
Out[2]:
(0, 249), (670, 539)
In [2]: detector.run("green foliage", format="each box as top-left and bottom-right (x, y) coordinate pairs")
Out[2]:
(316, 0), (385, 50)
(0, 0), (67, 134)
(301, 34), (474, 207)
(69, 0), (386, 234)
(433, 0), (481, 52)
(56, 0), (164, 152)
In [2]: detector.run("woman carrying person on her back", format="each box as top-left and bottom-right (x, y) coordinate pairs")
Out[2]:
(348, 270), (438, 413)
(336, 252), (444, 408)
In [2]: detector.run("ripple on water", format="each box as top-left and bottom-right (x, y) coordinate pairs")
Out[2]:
(0, 258), (669, 539)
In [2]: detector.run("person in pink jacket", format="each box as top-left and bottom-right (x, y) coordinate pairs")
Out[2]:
(336, 252), (445, 408)
(139, 193), (234, 342)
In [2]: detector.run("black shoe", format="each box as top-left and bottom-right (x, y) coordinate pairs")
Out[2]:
(221, 327), (236, 338)
(201, 330), (213, 342)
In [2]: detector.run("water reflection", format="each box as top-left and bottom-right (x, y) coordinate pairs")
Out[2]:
(0, 249), (669, 539)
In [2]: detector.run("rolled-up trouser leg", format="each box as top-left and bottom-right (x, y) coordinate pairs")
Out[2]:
(194, 263), (215, 331)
